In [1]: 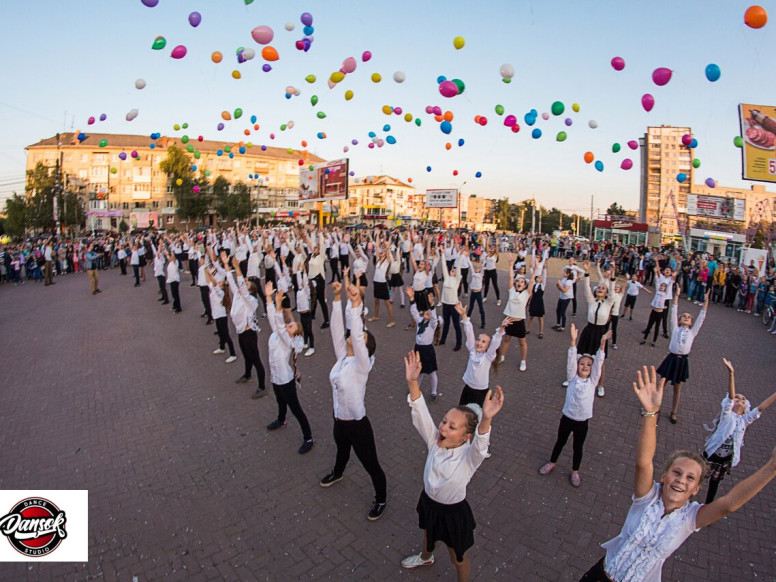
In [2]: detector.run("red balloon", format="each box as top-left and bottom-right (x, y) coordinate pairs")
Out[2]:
(453, 170), (459, 176)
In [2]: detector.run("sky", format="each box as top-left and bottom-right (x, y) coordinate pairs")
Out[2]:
(1, 0), (775, 219)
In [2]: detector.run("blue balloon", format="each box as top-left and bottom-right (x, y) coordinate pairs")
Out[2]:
(249, 174), (254, 179)
(217, 149), (223, 156)
(382, 124), (391, 132)
(440, 120), (452, 134)
(303, 25), (314, 35)
(531, 128), (542, 139)
(690, 138), (698, 149)
(426, 166), (432, 172)
(285, 93), (292, 99)
(386, 135), (396, 144)
(317, 132), (325, 139)
(149, 143), (155, 149)
(595, 160), (604, 172)
(475, 171), (482, 178)
(705, 63), (721, 82)
(239, 146), (246, 154)
(250, 115), (257, 124)
(77, 132), (86, 141)
(524, 113), (536, 126)
(229, 152), (234, 158)
(368, 131), (376, 138)
(676, 172), (687, 183)
(437, 75), (447, 84)
(458, 138), (464, 146)
(191, 165), (197, 172)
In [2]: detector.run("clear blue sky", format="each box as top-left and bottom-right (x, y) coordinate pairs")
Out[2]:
(1, 0), (774, 218)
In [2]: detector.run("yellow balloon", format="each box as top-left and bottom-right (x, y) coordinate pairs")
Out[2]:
(382, 105), (392, 115)
(404, 113), (413, 122)
(232, 70), (241, 79)
(371, 73), (382, 83)
(305, 74), (316, 83)
(572, 103), (580, 113)
(345, 90), (354, 101)
(175, 178), (183, 186)
(330, 71), (345, 83)
(453, 36), (465, 50)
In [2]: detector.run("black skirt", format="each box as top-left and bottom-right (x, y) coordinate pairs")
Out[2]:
(578, 323), (608, 357)
(389, 272), (404, 288)
(139, 255), (147, 267)
(374, 281), (390, 300)
(528, 288), (545, 317)
(505, 319), (526, 338)
(415, 290), (430, 312)
(657, 352), (690, 385)
(415, 343), (438, 374)
(417, 490), (476, 563)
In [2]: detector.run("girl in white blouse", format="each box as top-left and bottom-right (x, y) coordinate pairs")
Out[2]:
(580, 366), (776, 582)
(407, 288), (440, 401)
(401, 350), (504, 581)
(497, 261), (535, 372)
(702, 358), (776, 503)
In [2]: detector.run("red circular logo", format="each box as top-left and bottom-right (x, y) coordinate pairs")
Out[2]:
(0, 498), (67, 557)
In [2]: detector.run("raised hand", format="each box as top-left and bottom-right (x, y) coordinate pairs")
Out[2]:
(405, 286), (415, 301)
(632, 366), (664, 413)
(404, 351), (422, 383)
(570, 322), (578, 344)
(600, 330), (613, 349)
(722, 358), (734, 374)
(482, 386), (505, 420)
(331, 281), (342, 298)
(264, 281), (274, 298)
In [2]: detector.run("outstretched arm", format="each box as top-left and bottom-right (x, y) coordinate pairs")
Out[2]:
(478, 386), (504, 435)
(633, 366), (665, 498)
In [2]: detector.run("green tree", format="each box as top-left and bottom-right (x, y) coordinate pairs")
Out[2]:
(606, 202), (626, 217)
(213, 175), (231, 219)
(119, 219), (129, 233)
(3, 193), (28, 237)
(25, 162), (56, 232)
(230, 182), (252, 221)
(159, 146), (198, 222)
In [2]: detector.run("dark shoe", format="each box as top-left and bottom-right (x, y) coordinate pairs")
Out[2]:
(252, 388), (268, 399)
(453, 345), (461, 352)
(134, 283), (140, 287)
(650, 342), (656, 348)
(639, 339), (646, 345)
(320, 321), (330, 329)
(320, 472), (343, 488)
(157, 297), (164, 302)
(367, 501), (387, 521)
(298, 439), (315, 454)
(206, 319), (214, 325)
(438, 341), (446, 346)
(480, 323), (486, 329)
(629, 316), (633, 321)
(161, 301), (169, 305)
(267, 419), (287, 430)
(430, 393), (437, 402)
(662, 333), (669, 339)
(235, 376), (251, 384)
(670, 413), (678, 424)
(201, 313), (207, 318)
(538, 333), (543, 339)
(173, 308), (182, 313)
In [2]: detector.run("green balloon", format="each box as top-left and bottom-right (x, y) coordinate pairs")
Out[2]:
(151, 36), (166, 51)
(305, 74), (316, 83)
(234, 108), (243, 119)
(99, 139), (107, 147)
(181, 135), (189, 144)
(308, 165), (314, 170)
(415, 118), (422, 127)
(311, 95), (318, 106)
(612, 143), (621, 153)
(495, 104), (504, 116)
(224, 146), (231, 153)
(734, 136), (743, 148)
(205, 170), (211, 176)
(186, 144), (194, 152)
(182, 123), (189, 129)
(692, 158), (701, 168)
(551, 101), (565, 116)
(194, 150), (201, 159)
(502, 78), (511, 84)
(280, 124), (287, 131)
(452, 78), (465, 94)
(556, 131), (567, 142)
(236, 46), (245, 55)
(317, 111), (327, 119)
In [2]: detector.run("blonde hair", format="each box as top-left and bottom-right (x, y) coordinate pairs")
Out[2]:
(661, 450), (708, 484)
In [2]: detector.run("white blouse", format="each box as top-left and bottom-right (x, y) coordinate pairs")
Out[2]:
(329, 301), (373, 421)
(503, 287), (529, 320)
(667, 302), (706, 355)
(704, 396), (761, 467)
(562, 347), (605, 421)
(462, 320), (503, 390)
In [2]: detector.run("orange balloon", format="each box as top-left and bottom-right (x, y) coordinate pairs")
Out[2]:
(221, 111), (232, 120)
(262, 46), (279, 61)
(434, 115), (443, 122)
(238, 141), (245, 147)
(474, 115), (481, 123)
(408, 178), (413, 183)
(244, 129), (251, 135)
(443, 111), (453, 122)
(301, 140), (308, 147)
(254, 124), (259, 130)
(445, 143), (452, 150)
(584, 151), (594, 164)
(211, 51), (223, 63)
(745, 5), (768, 28)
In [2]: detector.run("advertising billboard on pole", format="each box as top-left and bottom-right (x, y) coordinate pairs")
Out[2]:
(424, 189), (458, 208)
(298, 159), (349, 202)
(686, 194), (745, 221)
(739, 103), (776, 182)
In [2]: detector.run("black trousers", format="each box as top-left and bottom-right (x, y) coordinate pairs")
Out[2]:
(215, 317), (235, 356)
(549, 414), (589, 471)
(440, 303), (462, 347)
(402, 251), (410, 272)
(572, 281), (579, 315)
(483, 270), (500, 300)
(339, 254), (350, 271)
(133, 265), (140, 286)
(467, 290), (485, 326)
(332, 417), (387, 503)
(157, 275), (168, 302)
(329, 257), (340, 282)
(660, 299), (670, 335)
(237, 329), (266, 390)
(458, 267), (469, 294)
(300, 311), (314, 348)
(170, 281), (181, 311)
(273, 380), (312, 441)
(579, 556), (609, 581)
(119, 258), (127, 275)
(556, 298), (571, 327)
(199, 286), (212, 320)
(643, 309), (662, 342)
(311, 274), (329, 323)
(610, 315), (619, 344)
(189, 259), (198, 285)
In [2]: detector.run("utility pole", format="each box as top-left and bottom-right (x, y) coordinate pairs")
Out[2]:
(531, 196), (536, 234)
(589, 195), (594, 239)
(538, 207), (542, 235)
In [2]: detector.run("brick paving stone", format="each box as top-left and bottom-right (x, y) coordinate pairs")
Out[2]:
(0, 261), (775, 580)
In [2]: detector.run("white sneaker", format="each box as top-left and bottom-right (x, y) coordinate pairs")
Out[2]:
(225, 355), (237, 364)
(483, 297), (488, 303)
(519, 360), (527, 372)
(401, 553), (435, 569)
(562, 380), (569, 387)
(498, 355), (505, 363)
(304, 348), (315, 357)
(213, 348), (225, 355)
(597, 385), (605, 397)
(497, 299), (502, 306)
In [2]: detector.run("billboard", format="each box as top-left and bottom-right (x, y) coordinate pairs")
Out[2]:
(739, 103), (776, 182)
(686, 194), (745, 221)
(425, 189), (458, 208)
(298, 158), (349, 202)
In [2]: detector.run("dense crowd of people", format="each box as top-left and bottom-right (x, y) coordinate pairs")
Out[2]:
(3, 224), (776, 581)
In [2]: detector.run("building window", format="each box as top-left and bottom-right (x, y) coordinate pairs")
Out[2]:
(152, 201), (159, 208)
(135, 202), (146, 209)
(166, 216), (174, 224)
(122, 202), (129, 210)
(166, 200), (173, 208)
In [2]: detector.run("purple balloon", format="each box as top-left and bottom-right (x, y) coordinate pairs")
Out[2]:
(261, 145), (267, 151)
(141, 0), (159, 7)
(681, 134), (693, 146)
(188, 11), (201, 27)
(352, 139), (359, 145)
(652, 67), (672, 87)
(705, 178), (716, 188)
(627, 140), (638, 150)
(564, 117), (572, 126)
(262, 64), (272, 72)
(300, 12), (313, 26)
(349, 171), (355, 176)
(610, 56), (625, 71)
(217, 123), (224, 131)
(621, 159), (633, 170)
(99, 113), (107, 121)
(118, 152), (127, 160)
(641, 93), (654, 112)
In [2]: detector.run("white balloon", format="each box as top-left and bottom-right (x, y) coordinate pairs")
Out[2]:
(135, 79), (146, 90)
(588, 120), (598, 129)
(393, 71), (406, 83)
(126, 108), (139, 121)
(242, 48), (256, 60)
(285, 22), (295, 31)
(287, 121), (295, 129)
(499, 63), (515, 79)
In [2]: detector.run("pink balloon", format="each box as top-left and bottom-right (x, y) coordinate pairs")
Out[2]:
(652, 67), (672, 86)
(251, 25), (274, 45)
(171, 45), (187, 59)
(621, 159), (633, 170)
(681, 134), (692, 146)
(269, 133), (275, 139)
(627, 140), (638, 150)
(327, 79), (335, 89)
(432, 106), (442, 116)
(504, 115), (517, 127)
(368, 142), (375, 149)
(439, 80), (458, 98)
(193, 185), (201, 193)
(393, 107), (403, 115)
(541, 112), (549, 120)
(88, 116), (95, 125)
(425, 105), (434, 114)
(343, 146), (349, 153)
(611, 56), (625, 71)
(362, 51), (372, 62)
(342, 57), (357, 73)
(641, 93), (655, 112)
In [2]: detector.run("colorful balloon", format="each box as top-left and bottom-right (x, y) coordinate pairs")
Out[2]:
(531, 128), (542, 139)
(610, 56), (625, 71)
(88, 116), (95, 125)
(495, 104), (504, 115)
(135, 79), (146, 90)
(300, 12), (313, 26)
(171, 45), (187, 59)
(393, 71), (406, 83)
(583, 152), (594, 164)
(572, 103), (580, 113)
(119, 152), (127, 160)
(690, 138), (698, 149)
(705, 63), (721, 82)
(305, 74), (316, 83)
(440, 120), (452, 134)
(99, 139), (108, 148)
(651, 68), (672, 86)
(262, 64), (272, 72)
(594, 160), (604, 172)
(676, 173), (687, 183)
(565, 118), (573, 126)
(285, 22), (295, 31)
(588, 120), (598, 129)
(541, 112), (550, 121)
(612, 143), (621, 153)
(556, 131), (567, 142)
(362, 51), (372, 62)
(551, 101), (565, 116)
(345, 90), (354, 101)
(330, 71), (345, 83)
(692, 158), (701, 168)
(705, 178), (716, 188)
(251, 25), (274, 45)
(126, 108), (139, 121)
(317, 111), (327, 119)
(504, 115), (517, 127)
(371, 73), (382, 83)
(734, 135), (744, 148)
(627, 140), (638, 150)
(641, 94), (655, 112)
(453, 36), (465, 49)
(621, 159), (633, 170)
(232, 70), (241, 79)
(438, 80), (457, 97)
(475, 171), (482, 178)
(343, 57), (357, 73)
(744, 5), (768, 28)
(188, 11), (201, 27)
(310, 95), (318, 106)
(499, 63), (515, 79)
(141, 0), (159, 7)
(211, 51), (223, 63)
(262, 46), (279, 61)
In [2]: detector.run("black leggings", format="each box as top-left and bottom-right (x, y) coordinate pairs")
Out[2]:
(300, 310), (314, 349)
(311, 274), (329, 323)
(458, 267), (469, 294)
(215, 317), (235, 356)
(660, 299), (670, 335)
(170, 281), (181, 311)
(273, 380), (312, 440)
(579, 556), (608, 581)
(156, 275), (168, 302)
(199, 286), (212, 320)
(610, 315), (619, 344)
(550, 414), (589, 471)
(329, 257), (340, 282)
(441, 303), (462, 347)
(332, 417), (387, 503)
(572, 281), (579, 315)
(237, 329), (266, 390)
(643, 309), (663, 342)
(483, 269), (500, 300)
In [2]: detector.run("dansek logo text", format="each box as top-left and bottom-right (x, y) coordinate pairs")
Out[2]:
(0, 498), (68, 557)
